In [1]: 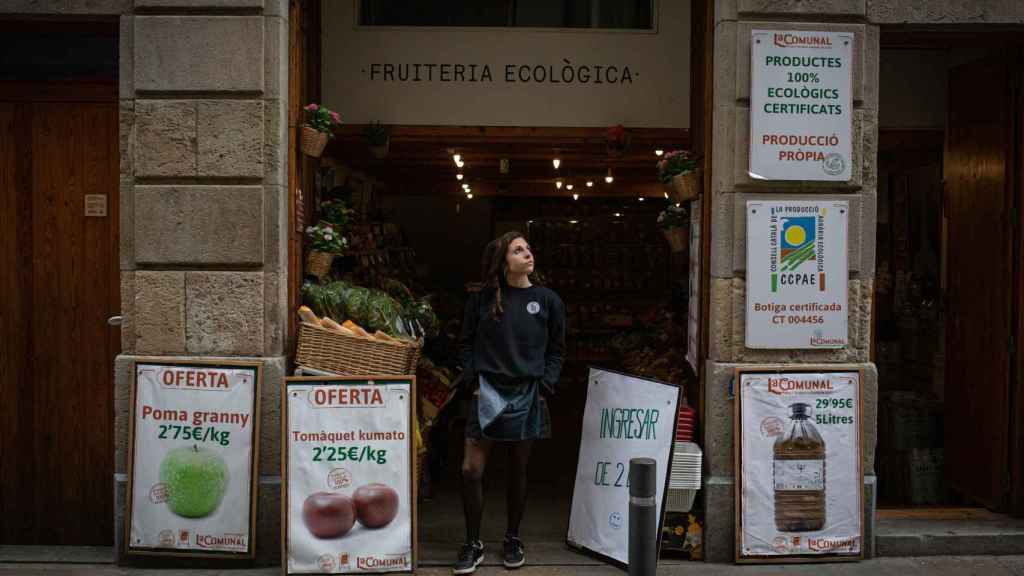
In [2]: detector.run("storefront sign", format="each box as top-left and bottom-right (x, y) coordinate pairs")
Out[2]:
(745, 200), (848, 349)
(126, 359), (262, 558)
(322, 2), (691, 128)
(749, 30), (853, 181)
(686, 198), (701, 372)
(284, 377), (416, 574)
(736, 368), (863, 562)
(568, 368), (680, 566)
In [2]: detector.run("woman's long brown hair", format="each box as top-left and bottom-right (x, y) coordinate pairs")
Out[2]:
(480, 231), (540, 319)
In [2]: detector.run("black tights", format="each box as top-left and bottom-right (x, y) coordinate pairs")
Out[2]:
(461, 437), (533, 543)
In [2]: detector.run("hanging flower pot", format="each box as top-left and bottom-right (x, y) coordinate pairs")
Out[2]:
(363, 122), (391, 160)
(605, 124), (630, 157)
(301, 103), (342, 158)
(369, 138), (390, 160)
(305, 250), (334, 279)
(301, 126), (329, 158)
(663, 227), (688, 253)
(668, 168), (702, 203)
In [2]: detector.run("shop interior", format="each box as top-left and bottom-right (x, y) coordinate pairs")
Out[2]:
(296, 126), (701, 559)
(874, 35), (1023, 516)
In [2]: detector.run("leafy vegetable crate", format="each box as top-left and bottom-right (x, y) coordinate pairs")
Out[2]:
(296, 322), (422, 376)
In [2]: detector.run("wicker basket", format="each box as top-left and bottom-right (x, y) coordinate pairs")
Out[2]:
(668, 168), (702, 203)
(305, 250), (334, 279)
(296, 322), (422, 376)
(301, 126), (328, 157)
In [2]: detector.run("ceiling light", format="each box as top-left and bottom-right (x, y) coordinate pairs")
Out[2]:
(462, 183), (469, 190)
(457, 173), (464, 181)
(605, 168), (614, 184)
(556, 178), (563, 189)
(573, 193), (579, 201)
(638, 197), (645, 202)
(466, 193), (473, 199)
(664, 192), (670, 199)
(586, 180), (594, 188)
(552, 158), (561, 170)
(655, 149), (664, 156)
(566, 183), (574, 191)
(453, 153), (461, 164)
(569, 220), (578, 224)
(614, 212), (622, 217)
(455, 159), (465, 168)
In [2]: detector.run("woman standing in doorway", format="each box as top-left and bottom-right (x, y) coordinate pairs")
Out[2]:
(454, 231), (566, 574)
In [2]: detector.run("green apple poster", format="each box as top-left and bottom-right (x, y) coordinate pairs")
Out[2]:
(285, 378), (414, 574)
(127, 360), (261, 556)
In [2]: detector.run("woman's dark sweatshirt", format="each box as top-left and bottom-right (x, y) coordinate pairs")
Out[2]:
(458, 283), (566, 395)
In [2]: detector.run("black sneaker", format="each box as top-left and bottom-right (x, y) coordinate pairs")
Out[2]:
(502, 535), (525, 569)
(453, 540), (484, 575)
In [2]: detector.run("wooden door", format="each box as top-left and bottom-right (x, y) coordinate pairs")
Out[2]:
(0, 100), (120, 544)
(943, 58), (1015, 510)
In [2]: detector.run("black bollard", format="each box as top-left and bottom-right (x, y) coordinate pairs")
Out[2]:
(628, 457), (657, 576)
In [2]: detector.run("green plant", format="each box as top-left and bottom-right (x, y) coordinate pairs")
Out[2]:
(657, 203), (689, 230)
(319, 199), (355, 229)
(303, 103), (342, 137)
(656, 150), (699, 183)
(306, 222), (348, 253)
(362, 122), (390, 146)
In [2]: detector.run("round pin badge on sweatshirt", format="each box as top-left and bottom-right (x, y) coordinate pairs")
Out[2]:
(526, 302), (541, 315)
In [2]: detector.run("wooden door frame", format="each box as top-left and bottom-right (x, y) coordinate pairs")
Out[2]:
(1013, 51), (1024, 517)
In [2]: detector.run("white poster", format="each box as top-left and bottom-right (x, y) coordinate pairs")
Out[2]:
(750, 30), (854, 181)
(322, 1), (691, 128)
(285, 379), (413, 574)
(746, 200), (848, 349)
(568, 368), (680, 565)
(686, 198), (701, 372)
(738, 370), (862, 560)
(128, 361), (261, 556)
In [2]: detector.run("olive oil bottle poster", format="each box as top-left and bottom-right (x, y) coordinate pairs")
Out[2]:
(736, 369), (862, 562)
(126, 360), (262, 557)
(284, 377), (415, 575)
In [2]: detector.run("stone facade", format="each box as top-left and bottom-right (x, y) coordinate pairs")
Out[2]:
(0, 0), (290, 563)
(3, 0), (1021, 566)
(706, 0), (880, 563)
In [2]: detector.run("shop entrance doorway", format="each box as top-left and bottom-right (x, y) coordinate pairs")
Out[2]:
(0, 20), (120, 545)
(300, 126), (697, 562)
(875, 35), (1023, 516)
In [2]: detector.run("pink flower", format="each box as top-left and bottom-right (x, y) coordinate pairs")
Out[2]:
(305, 103), (319, 112)
(329, 111), (341, 124)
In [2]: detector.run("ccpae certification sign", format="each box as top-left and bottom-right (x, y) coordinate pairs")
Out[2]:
(126, 359), (262, 558)
(750, 30), (853, 181)
(746, 200), (848, 349)
(736, 369), (863, 563)
(284, 377), (416, 574)
(567, 368), (680, 566)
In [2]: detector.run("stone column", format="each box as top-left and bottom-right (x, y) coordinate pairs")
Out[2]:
(111, 0), (289, 564)
(704, 0), (880, 562)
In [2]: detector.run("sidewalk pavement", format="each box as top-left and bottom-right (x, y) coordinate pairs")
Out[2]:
(1, 556), (1022, 575)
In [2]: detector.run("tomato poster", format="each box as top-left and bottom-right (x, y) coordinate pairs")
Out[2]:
(284, 377), (416, 574)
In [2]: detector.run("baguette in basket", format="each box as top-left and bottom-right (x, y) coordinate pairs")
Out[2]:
(321, 316), (356, 336)
(297, 305), (321, 326)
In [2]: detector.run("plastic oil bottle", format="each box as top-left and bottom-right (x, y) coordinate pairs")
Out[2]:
(773, 402), (826, 532)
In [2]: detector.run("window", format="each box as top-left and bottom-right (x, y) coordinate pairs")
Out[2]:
(358, 0), (654, 30)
